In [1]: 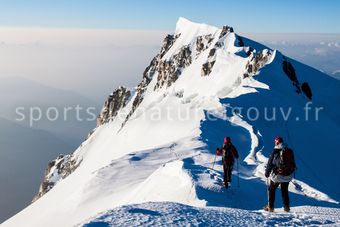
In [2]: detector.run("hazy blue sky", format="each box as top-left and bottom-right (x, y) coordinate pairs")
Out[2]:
(0, 0), (339, 33)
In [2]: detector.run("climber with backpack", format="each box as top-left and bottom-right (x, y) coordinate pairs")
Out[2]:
(216, 137), (239, 188)
(264, 136), (296, 212)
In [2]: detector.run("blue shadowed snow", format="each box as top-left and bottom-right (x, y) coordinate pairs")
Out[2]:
(127, 208), (162, 216)
(81, 202), (339, 227)
(83, 221), (110, 227)
(182, 156), (267, 209)
(216, 55), (340, 203)
(194, 51), (340, 208)
(200, 111), (252, 159)
(194, 117), (334, 210)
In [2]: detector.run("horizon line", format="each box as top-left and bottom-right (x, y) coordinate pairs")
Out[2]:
(0, 26), (340, 35)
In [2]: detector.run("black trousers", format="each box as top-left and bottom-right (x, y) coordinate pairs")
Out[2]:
(223, 163), (233, 184)
(268, 180), (290, 208)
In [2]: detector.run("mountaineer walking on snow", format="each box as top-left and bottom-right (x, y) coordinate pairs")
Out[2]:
(216, 137), (239, 188)
(264, 136), (296, 212)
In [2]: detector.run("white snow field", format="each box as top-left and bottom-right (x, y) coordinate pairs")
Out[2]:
(2, 18), (340, 226)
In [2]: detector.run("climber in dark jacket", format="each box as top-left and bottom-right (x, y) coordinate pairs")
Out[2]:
(216, 137), (239, 188)
(264, 136), (296, 212)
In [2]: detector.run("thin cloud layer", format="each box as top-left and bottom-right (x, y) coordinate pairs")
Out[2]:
(0, 27), (168, 103)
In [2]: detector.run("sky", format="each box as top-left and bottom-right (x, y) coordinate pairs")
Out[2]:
(0, 0), (340, 33)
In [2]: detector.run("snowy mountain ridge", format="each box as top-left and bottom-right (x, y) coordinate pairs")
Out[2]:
(3, 17), (340, 226)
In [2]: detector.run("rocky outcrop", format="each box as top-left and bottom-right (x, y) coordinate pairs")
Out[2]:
(282, 59), (300, 92)
(282, 58), (314, 99)
(160, 34), (181, 58)
(201, 48), (216, 76)
(244, 49), (273, 77)
(155, 61), (179, 89)
(219, 25), (234, 39)
(155, 45), (192, 89)
(195, 34), (213, 56)
(208, 48), (216, 58)
(97, 86), (131, 126)
(122, 55), (160, 127)
(32, 87), (132, 202)
(32, 154), (81, 202)
(236, 35), (244, 47)
(301, 82), (312, 100)
(282, 59), (299, 92)
(202, 61), (216, 76)
(123, 36), (193, 126)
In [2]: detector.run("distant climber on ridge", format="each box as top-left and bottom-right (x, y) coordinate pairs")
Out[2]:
(264, 136), (296, 212)
(216, 137), (239, 188)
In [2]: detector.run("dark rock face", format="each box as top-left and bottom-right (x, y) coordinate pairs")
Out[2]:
(123, 35), (193, 125)
(282, 59), (313, 99)
(123, 55), (160, 126)
(283, 60), (298, 84)
(97, 87), (131, 126)
(214, 41), (223, 48)
(160, 34), (181, 58)
(196, 34), (214, 56)
(301, 82), (312, 100)
(173, 46), (192, 69)
(208, 48), (216, 58)
(202, 61), (216, 76)
(244, 50), (272, 78)
(155, 61), (178, 89)
(155, 45), (192, 89)
(219, 25), (234, 39)
(282, 59), (301, 93)
(32, 154), (81, 202)
(236, 35), (244, 47)
(246, 47), (253, 57)
(124, 56), (160, 121)
(201, 48), (217, 77)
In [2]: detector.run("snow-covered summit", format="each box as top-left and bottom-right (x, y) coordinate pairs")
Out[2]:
(175, 17), (219, 36)
(3, 18), (340, 227)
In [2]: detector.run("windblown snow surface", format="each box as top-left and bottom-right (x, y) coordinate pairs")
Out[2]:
(3, 18), (340, 226)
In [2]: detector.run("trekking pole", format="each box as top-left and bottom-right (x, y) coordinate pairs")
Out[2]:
(237, 159), (240, 188)
(211, 153), (217, 170)
(266, 177), (270, 206)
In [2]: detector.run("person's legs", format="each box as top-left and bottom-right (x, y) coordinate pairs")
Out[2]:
(268, 180), (279, 209)
(280, 182), (290, 211)
(223, 164), (228, 187)
(227, 165), (233, 183)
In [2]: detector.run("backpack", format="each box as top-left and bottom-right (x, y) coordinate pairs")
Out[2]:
(275, 148), (296, 176)
(222, 145), (235, 165)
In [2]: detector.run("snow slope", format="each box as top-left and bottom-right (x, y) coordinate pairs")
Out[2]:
(81, 202), (340, 227)
(2, 17), (340, 226)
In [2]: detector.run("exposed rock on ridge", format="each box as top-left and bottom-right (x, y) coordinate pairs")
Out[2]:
(32, 154), (81, 202)
(244, 49), (273, 77)
(282, 58), (313, 100)
(97, 86), (131, 126)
